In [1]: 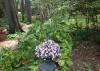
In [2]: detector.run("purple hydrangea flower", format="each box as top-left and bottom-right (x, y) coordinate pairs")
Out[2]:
(35, 39), (61, 59)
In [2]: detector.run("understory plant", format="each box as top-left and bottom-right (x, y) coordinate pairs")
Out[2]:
(27, 19), (73, 71)
(0, 19), (73, 71)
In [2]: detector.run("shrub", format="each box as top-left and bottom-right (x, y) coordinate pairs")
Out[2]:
(27, 19), (73, 71)
(0, 19), (73, 71)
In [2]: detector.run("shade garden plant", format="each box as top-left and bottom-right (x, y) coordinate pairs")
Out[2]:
(28, 19), (73, 71)
(35, 39), (61, 59)
(0, 19), (73, 71)
(35, 39), (61, 71)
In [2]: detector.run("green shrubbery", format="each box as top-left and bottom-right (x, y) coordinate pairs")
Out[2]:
(0, 19), (73, 71)
(27, 19), (73, 71)
(1, 18), (99, 71)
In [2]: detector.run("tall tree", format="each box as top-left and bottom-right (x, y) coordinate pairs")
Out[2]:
(3, 0), (23, 34)
(20, 0), (25, 21)
(20, 0), (32, 23)
(0, 0), (4, 18)
(25, 0), (32, 23)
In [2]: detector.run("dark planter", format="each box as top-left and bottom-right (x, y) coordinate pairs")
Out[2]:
(39, 58), (56, 71)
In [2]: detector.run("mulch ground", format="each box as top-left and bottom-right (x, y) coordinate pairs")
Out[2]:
(70, 41), (100, 71)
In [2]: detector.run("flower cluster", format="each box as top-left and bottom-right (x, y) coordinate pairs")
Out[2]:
(35, 39), (61, 59)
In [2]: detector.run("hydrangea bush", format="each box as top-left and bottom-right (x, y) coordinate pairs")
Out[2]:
(35, 39), (61, 59)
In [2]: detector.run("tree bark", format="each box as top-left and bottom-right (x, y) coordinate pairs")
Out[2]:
(20, 0), (25, 21)
(0, 0), (4, 18)
(25, 0), (32, 23)
(4, 0), (23, 34)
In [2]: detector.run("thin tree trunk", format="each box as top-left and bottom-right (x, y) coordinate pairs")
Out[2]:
(20, 0), (25, 21)
(25, 0), (32, 23)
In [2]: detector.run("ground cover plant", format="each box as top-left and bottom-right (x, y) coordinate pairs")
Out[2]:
(0, 19), (73, 71)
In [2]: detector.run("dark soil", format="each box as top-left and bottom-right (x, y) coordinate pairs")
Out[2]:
(70, 40), (100, 71)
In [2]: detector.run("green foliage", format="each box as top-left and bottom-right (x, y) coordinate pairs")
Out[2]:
(7, 32), (24, 39)
(95, 35), (100, 44)
(0, 42), (40, 71)
(0, 48), (28, 71)
(71, 30), (89, 41)
(71, 29), (96, 41)
(0, 19), (73, 71)
(27, 19), (73, 71)
(7, 34), (18, 39)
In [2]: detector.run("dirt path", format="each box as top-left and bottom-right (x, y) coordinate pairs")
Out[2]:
(70, 41), (100, 71)
(0, 39), (19, 50)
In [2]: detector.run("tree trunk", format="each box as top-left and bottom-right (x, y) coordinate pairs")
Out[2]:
(0, 0), (4, 18)
(20, 0), (25, 21)
(4, 0), (23, 34)
(25, 0), (32, 23)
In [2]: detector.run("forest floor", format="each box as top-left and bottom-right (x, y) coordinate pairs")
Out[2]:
(0, 24), (100, 71)
(70, 34), (100, 71)
(1, 36), (99, 71)
(1, 35), (100, 71)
